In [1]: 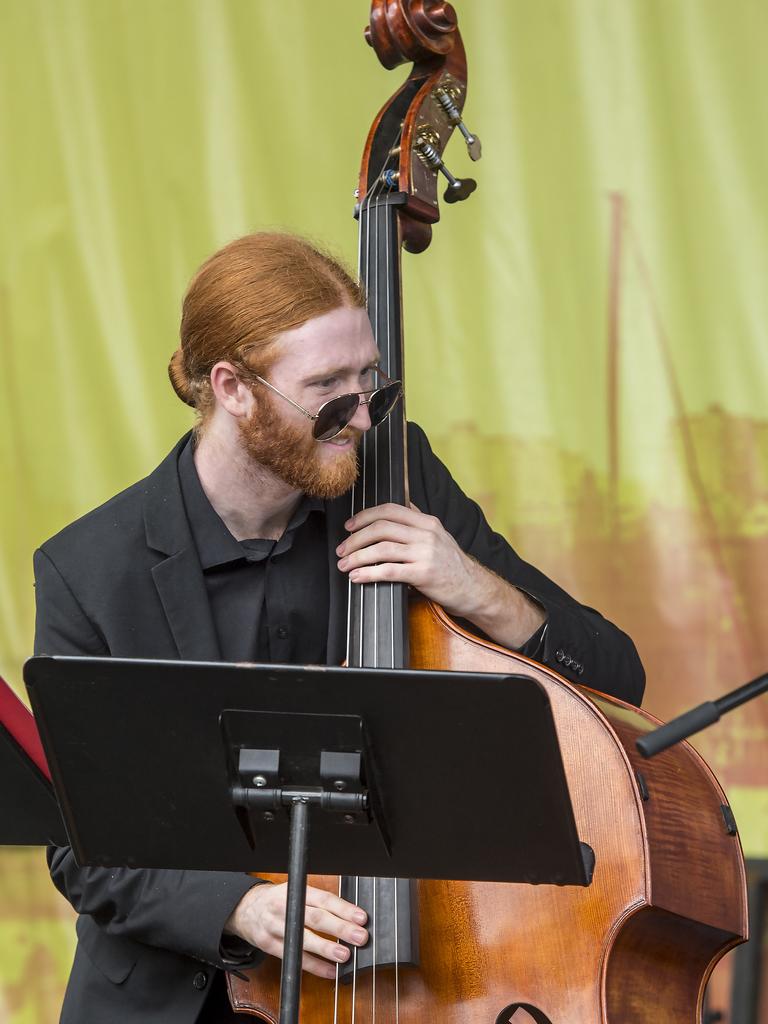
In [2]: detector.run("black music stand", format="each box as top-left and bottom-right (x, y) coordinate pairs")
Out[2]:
(0, 675), (67, 846)
(25, 655), (593, 1024)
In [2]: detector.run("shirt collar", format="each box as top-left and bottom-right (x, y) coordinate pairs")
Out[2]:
(177, 436), (324, 570)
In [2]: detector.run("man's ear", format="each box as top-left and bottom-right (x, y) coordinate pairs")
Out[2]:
(209, 361), (255, 419)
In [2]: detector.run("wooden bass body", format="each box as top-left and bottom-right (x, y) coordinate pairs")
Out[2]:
(228, 597), (748, 1023)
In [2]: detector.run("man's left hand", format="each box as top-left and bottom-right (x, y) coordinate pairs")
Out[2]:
(337, 503), (546, 650)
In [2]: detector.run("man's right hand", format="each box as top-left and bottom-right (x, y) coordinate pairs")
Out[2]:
(224, 882), (369, 979)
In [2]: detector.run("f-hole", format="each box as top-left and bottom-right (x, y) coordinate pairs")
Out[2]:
(496, 1004), (554, 1024)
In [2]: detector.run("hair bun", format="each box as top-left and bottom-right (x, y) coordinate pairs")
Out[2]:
(168, 349), (196, 407)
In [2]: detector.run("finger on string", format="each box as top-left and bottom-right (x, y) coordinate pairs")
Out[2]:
(340, 540), (415, 572)
(304, 905), (368, 946)
(259, 931), (336, 979)
(299, 951), (338, 979)
(349, 562), (412, 585)
(269, 931), (350, 977)
(305, 886), (367, 924)
(300, 926), (352, 967)
(338, 521), (421, 556)
(346, 502), (431, 531)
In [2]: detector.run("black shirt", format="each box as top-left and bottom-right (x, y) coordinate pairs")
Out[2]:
(177, 438), (328, 665)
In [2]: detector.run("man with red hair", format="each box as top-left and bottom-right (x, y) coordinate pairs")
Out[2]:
(35, 233), (644, 1022)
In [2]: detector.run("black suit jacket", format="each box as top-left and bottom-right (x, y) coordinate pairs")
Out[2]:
(34, 423), (644, 1023)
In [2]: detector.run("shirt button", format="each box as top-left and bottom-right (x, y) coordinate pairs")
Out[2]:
(192, 971), (208, 990)
(555, 649), (565, 663)
(277, 627), (289, 640)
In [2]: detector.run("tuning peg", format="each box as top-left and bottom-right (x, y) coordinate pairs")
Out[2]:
(416, 139), (477, 204)
(435, 90), (482, 161)
(442, 171), (477, 204)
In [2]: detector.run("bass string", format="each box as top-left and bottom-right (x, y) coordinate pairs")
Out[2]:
(368, 185), (403, 1024)
(371, 193), (380, 1024)
(362, 188), (402, 1024)
(366, 173), (404, 1024)
(384, 193), (401, 1024)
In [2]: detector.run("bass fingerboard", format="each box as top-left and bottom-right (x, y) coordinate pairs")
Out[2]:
(347, 194), (410, 670)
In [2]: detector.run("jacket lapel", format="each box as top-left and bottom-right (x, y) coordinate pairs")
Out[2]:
(142, 434), (355, 664)
(143, 434), (222, 662)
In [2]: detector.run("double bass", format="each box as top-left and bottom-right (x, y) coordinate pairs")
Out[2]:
(229, 2), (748, 1019)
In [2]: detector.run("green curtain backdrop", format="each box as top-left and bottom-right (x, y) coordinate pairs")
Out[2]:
(1, 1), (767, 1018)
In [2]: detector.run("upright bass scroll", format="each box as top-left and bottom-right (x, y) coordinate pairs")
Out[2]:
(358, 0), (481, 252)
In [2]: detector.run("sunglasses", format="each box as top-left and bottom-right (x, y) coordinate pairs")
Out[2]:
(240, 369), (403, 441)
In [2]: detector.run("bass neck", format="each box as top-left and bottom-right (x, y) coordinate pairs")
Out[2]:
(346, 195), (410, 670)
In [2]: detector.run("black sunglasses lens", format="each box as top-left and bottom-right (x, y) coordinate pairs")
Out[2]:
(313, 393), (360, 440)
(367, 382), (402, 427)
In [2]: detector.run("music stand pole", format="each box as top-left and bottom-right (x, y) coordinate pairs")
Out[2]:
(280, 797), (310, 1024)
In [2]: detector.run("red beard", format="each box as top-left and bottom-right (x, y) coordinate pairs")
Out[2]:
(238, 397), (361, 499)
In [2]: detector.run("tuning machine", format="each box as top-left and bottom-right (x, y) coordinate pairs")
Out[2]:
(435, 88), (482, 161)
(415, 138), (476, 204)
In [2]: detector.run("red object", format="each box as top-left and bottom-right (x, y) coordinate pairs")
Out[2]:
(0, 674), (51, 781)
